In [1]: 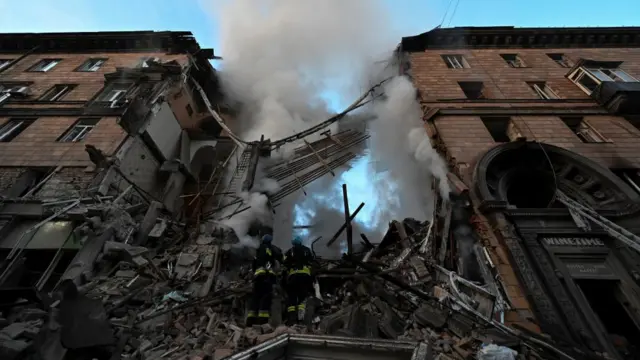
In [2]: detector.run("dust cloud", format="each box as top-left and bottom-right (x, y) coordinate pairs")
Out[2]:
(201, 0), (449, 252)
(201, 0), (398, 143)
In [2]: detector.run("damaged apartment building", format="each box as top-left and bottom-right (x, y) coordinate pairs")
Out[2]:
(399, 26), (640, 359)
(0, 31), (231, 299)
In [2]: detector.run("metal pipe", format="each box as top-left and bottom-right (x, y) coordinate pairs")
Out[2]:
(303, 139), (335, 177)
(342, 184), (353, 255)
(326, 202), (365, 247)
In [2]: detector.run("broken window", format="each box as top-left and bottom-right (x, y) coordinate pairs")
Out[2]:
(0, 118), (35, 142)
(58, 118), (99, 143)
(560, 116), (609, 143)
(458, 81), (487, 99)
(0, 59), (12, 71)
(27, 59), (61, 72)
(77, 58), (107, 72)
(39, 84), (76, 101)
(96, 83), (131, 102)
(442, 55), (469, 69)
(137, 57), (161, 68)
(547, 53), (572, 68)
(481, 117), (512, 143)
(626, 116), (640, 132)
(528, 82), (559, 100)
(500, 54), (526, 68)
(569, 64), (638, 95)
(611, 168), (640, 195)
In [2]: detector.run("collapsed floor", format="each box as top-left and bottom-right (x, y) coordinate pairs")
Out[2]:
(0, 189), (600, 360)
(0, 126), (618, 360)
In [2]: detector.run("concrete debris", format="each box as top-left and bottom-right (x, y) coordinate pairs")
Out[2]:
(0, 187), (579, 360)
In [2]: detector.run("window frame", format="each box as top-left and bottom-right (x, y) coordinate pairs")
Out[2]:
(500, 54), (526, 68)
(528, 82), (559, 100)
(95, 82), (133, 102)
(26, 59), (61, 73)
(569, 66), (638, 95)
(39, 84), (76, 101)
(0, 59), (13, 71)
(76, 58), (107, 72)
(560, 116), (609, 143)
(547, 53), (572, 68)
(442, 55), (469, 69)
(458, 81), (487, 100)
(137, 57), (161, 68)
(481, 116), (513, 143)
(58, 118), (100, 143)
(0, 118), (36, 142)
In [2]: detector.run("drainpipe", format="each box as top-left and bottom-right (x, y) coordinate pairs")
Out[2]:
(0, 46), (40, 75)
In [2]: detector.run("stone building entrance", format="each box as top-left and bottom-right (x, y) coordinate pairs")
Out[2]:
(474, 141), (640, 359)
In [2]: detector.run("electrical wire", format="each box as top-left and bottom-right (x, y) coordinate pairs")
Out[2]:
(439, 0), (454, 27)
(446, 0), (461, 27)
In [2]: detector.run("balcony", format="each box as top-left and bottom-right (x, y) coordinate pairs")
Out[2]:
(592, 81), (640, 115)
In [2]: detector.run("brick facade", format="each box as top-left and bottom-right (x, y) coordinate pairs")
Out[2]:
(406, 28), (640, 335)
(410, 48), (640, 177)
(0, 53), (188, 102)
(0, 52), (190, 167)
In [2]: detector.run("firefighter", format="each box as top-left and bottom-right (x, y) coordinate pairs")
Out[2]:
(246, 234), (283, 327)
(283, 236), (315, 325)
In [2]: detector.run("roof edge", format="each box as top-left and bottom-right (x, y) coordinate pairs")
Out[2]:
(401, 25), (640, 51)
(0, 30), (218, 58)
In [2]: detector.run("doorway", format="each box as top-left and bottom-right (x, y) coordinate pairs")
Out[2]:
(576, 279), (640, 359)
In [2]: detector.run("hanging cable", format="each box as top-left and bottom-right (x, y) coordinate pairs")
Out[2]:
(439, 0), (454, 27)
(446, 0), (461, 27)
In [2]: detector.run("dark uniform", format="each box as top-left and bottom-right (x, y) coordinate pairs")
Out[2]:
(247, 235), (283, 326)
(283, 237), (314, 324)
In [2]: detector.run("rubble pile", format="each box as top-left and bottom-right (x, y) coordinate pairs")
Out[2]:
(0, 196), (580, 360)
(0, 193), (262, 360)
(303, 218), (522, 360)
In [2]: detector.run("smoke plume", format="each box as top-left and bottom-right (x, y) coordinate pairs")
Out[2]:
(366, 75), (450, 223)
(202, 0), (398, 142)
(202, 1), (450, 251)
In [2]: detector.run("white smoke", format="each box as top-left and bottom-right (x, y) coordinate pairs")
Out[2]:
(202, 1), (449, 250)
(366, 75), (450, 226)
(221, 191), (273, 248)
(202, 0), (398, 142)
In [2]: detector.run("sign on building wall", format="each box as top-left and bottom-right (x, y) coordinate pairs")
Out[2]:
(564, 262), (617, 279)
(541, 237), (605, 247)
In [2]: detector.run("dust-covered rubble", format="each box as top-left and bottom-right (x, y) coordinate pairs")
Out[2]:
(0, 193), (584, 360)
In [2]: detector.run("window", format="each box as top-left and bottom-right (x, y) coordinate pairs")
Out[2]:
(27, 59), (61, 72)
(186, 104), (194, 116)
(0, 118), (35, 142)
(612, 169), (640, 195)
(569, 64), (638, 95)
(77, 58), (106, 72)
(0, 59), (12, 71)
(528, 82), (559, 99)
(481, 117), (512, 142)
(96, 83), (131, 102)
(442, 55), (469, 69)
(39, 84), (76, 101)
(500, 54), (526, 68)
(0, 84), (31, 104)
(547, 53), (572, 68)
(137, 57), (161, 68)
(560, 117), (608, 143)
(58, 118), (99, 143)
(458, 81), (487, 99)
